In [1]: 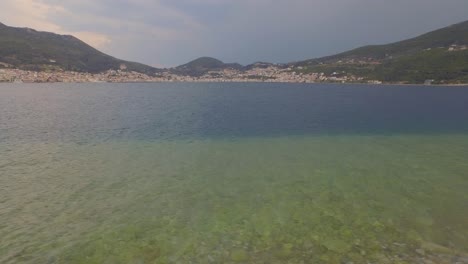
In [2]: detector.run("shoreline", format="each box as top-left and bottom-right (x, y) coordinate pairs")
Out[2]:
(1, 80), (467, 87)
(1, 68), (467, 87)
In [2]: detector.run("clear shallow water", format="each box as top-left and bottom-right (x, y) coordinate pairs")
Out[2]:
(1, 83), (468, 263)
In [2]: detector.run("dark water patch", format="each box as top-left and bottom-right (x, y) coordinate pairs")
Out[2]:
(1, 83), (468, 144)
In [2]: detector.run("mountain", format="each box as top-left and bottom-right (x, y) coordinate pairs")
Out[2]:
(0, 23), (158, 74)
(2, 19), (468, 84)
(174, 57), (243, 76)
(291, 20), (468, 84)
(244, 62), (286, 70)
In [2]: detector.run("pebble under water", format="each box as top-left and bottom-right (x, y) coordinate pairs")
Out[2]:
(1, 83), (468, 263)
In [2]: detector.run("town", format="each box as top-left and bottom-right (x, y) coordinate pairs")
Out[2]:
(0, 66), (371, 84)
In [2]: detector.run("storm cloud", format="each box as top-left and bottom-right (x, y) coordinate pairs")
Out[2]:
(1, 0), (467, 67)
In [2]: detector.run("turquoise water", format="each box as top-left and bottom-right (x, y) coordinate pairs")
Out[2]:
(1, 83), (468, 263)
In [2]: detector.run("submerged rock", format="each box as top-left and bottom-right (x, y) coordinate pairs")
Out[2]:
(230, 249), (248, 262)
(416, 248), (426, 255)
(322, 238), (351, 254)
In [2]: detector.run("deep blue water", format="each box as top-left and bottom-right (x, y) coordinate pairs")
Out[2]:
(2, 82), (468, 144)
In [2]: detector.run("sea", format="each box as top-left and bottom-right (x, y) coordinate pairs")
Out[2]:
(1, 82), (467, 263)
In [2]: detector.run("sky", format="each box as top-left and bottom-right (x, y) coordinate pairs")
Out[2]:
(1, 0), (468, 68)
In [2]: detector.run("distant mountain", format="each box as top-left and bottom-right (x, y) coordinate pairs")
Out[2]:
(0, 23), (158, 74)
(291, 20), (468, 83)
(174, 57), (243, 76)
(2, 19), (468, 84)
(244, 62), (286, 70)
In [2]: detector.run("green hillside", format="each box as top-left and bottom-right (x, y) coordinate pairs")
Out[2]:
(293, 20), (468, 83)
(0, 23), (158, 74)
(372, 49), (468, 83)
(296, 20), (468, 65)
(2, 19), (468, 84)
(174, 57), (243, 76)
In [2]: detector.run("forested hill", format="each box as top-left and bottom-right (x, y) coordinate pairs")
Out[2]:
(291, 20), (468, 84)
(0, 23), (158, 74)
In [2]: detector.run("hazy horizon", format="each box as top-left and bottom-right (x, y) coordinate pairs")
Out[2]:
(1, 0), (468, 67)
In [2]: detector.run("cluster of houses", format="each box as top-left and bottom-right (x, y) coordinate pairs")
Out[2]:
(0, 67), (369, 84)
(448, 44), (468, 52)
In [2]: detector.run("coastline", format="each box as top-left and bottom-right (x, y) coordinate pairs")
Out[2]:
(1, 68), (467, 86)
(1, 79), (467, 87)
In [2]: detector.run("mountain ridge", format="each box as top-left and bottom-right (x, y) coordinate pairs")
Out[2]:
(173, 56), (243, 76)
(288, 20), (468, 83)
(0, 23), (158, 74)
(1, 20), (468, 83)
(293, 20), (468, 66)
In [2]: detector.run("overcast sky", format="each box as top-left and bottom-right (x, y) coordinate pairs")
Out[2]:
(1, 0), (468, 67)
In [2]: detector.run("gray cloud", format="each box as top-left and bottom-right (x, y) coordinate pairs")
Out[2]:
(1, 0), (468, 67)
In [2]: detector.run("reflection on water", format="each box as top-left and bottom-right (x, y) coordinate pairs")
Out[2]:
(1, 135), (467, 263)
